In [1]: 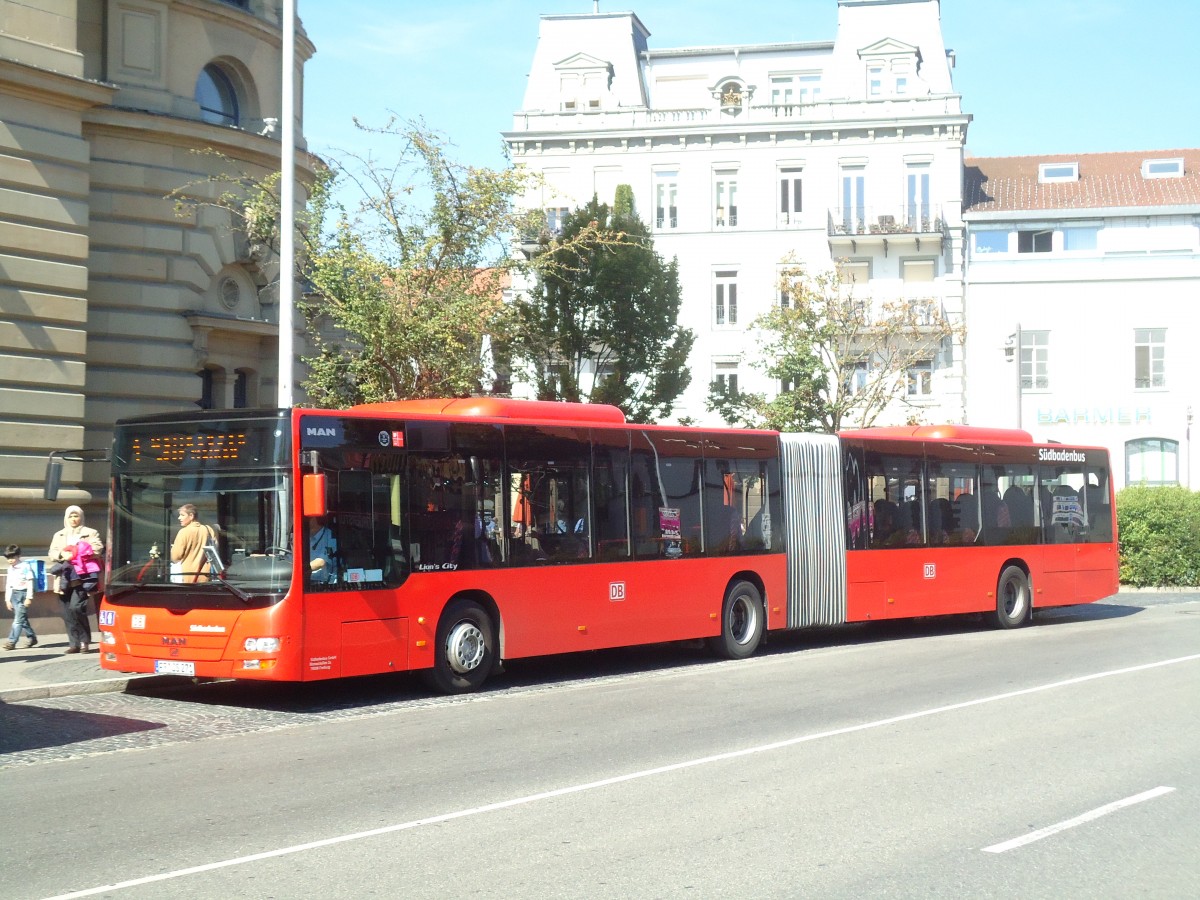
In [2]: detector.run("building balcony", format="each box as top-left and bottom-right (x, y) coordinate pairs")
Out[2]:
(844, 294), (945, 323)
(507, 94), (967, 140)
(828, 207), (947, 255)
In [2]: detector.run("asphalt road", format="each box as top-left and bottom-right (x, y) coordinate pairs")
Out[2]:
(3, 593), (1198, 900)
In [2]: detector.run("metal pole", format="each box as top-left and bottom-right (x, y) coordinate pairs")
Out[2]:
(277, 0), (296, 408)
(1188, 406), (1193, 489)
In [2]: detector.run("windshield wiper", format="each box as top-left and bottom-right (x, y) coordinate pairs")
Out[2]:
(207, 573), (253, 603)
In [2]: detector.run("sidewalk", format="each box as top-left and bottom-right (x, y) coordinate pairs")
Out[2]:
(0, 633), (186, 703)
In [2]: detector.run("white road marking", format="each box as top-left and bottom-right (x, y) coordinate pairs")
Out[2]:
(982, 786), (1176, 853)
(45, 652), (1200, 899)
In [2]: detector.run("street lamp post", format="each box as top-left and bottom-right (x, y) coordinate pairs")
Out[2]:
(277, 0), (296, 409)
(1188, 406), (1194, 489)
(1005, 323), (1023, 429)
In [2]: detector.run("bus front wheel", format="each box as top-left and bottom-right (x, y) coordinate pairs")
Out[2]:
(989, 565), (1030, 629)
(707, 580), (765, 660)
(423, 599), (496, 694)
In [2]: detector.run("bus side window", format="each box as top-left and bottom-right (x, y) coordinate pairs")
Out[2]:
(593, 435), (631, 560)
(1084, 465), (1112, 542)
(504, 425), (591, 566)
(1039, 463), (1086, 544)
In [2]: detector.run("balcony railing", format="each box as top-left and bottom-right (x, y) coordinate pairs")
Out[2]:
(508, 94), (966, 136)
(828, 208), (946, 238)
(841, 295), (949, 329)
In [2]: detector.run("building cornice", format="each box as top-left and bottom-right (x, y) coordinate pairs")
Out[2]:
(507, 112), (971, 156)
(0, 58), (116, 110)
(540, 11), (650, 42)
(176, 0), (317, 60)
(643, 41), (834, 59)
(83, 107), (317, 178)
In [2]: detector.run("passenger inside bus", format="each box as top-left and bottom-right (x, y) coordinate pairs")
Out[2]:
(955, 491), (978, 543)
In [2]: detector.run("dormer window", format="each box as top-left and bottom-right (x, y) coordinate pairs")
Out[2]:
(858, 38), (922, 98)
(554, 54), (612, 113)
(867, 66), (883, 97)
(1142, 158), (1183, 178)
(1039, 162), (1079, 183)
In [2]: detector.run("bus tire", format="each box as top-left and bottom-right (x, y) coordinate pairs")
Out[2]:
(423, 599), (496, 694)
(989, 565), (1030, 629)
(707, 580), (765, 660)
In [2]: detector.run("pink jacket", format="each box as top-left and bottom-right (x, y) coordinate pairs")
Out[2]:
(72, 541), (103, 576)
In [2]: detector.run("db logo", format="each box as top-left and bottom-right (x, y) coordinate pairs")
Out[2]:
(923, 563), (936, 579)
(609, 582), (626, 602)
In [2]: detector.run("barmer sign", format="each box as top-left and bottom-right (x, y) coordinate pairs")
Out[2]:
(1037, 407), (1152, 427)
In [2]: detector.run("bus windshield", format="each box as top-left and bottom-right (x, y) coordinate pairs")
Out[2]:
(108, 411), (292, 607)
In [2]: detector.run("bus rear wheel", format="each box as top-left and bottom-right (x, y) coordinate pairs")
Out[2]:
(989, 565), (1030, 629)
(423, 599), (496, 694)
(707, 580), (765, 660)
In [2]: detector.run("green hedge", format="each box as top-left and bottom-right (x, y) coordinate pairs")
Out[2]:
(1116, 485), (1200, 587)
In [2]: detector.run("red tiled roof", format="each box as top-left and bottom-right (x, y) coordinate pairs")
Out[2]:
(963, 149), (1200, 213)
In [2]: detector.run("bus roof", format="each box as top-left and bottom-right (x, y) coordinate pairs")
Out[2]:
(837, 424), (1036, 443)
(350, 397), (628, 425)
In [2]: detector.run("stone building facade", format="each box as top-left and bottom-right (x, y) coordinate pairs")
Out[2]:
(0, 0), (314, 559)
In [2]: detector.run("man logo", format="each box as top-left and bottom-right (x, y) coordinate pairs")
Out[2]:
(300, 418), (343, 447)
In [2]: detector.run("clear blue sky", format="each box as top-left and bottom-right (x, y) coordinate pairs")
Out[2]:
(299, 0), (1198, 170)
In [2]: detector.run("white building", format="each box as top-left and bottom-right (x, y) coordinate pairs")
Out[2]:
(504, 0), (970, 425)
(963, 150), (1200, 490)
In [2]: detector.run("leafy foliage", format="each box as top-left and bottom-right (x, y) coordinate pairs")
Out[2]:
(176, 121), (637, 407)
(298, 122), (531, 405)
(708, 259), (960, 433)
(514, 195), (695, 423)
(1116, 485), (1200, 586)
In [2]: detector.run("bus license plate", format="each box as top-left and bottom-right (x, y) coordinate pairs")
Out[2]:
(155, 660), (195, 676)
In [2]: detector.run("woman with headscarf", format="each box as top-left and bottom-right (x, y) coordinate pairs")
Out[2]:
(48, 504), (103, 654)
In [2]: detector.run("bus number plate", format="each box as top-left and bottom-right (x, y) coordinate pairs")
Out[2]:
(155, 660), (195, 676)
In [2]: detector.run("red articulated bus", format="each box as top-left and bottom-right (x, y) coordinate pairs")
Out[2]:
(97, 399), (1117, 692)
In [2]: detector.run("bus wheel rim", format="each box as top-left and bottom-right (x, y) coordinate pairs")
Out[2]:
(446, 621), (486, 674)
(1003, 580), (1024, 616)
(730, 595), (757, 645)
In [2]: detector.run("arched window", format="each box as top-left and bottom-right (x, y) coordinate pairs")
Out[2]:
(1125, 437), (1179, 486)
(196, 64), (239, 127)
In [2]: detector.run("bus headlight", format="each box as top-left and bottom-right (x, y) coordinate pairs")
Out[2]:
(101, 632), (116, 645)
(244, 637), (281, 653)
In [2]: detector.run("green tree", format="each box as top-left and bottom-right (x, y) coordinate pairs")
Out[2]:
(178, 120), (632, 407)
(708, 259), (959, 433)
(515, 192), (694, 423)
(299, 122), (535, 405)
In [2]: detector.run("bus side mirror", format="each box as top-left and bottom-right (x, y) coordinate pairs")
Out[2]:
(44, 456), (63, 501)
(302, 473), (327, 517)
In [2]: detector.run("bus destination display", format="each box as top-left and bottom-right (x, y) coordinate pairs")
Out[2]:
(131, 432), (248, 465)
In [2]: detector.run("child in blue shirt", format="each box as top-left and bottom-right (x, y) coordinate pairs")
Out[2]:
(4, 544), (38, 650)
